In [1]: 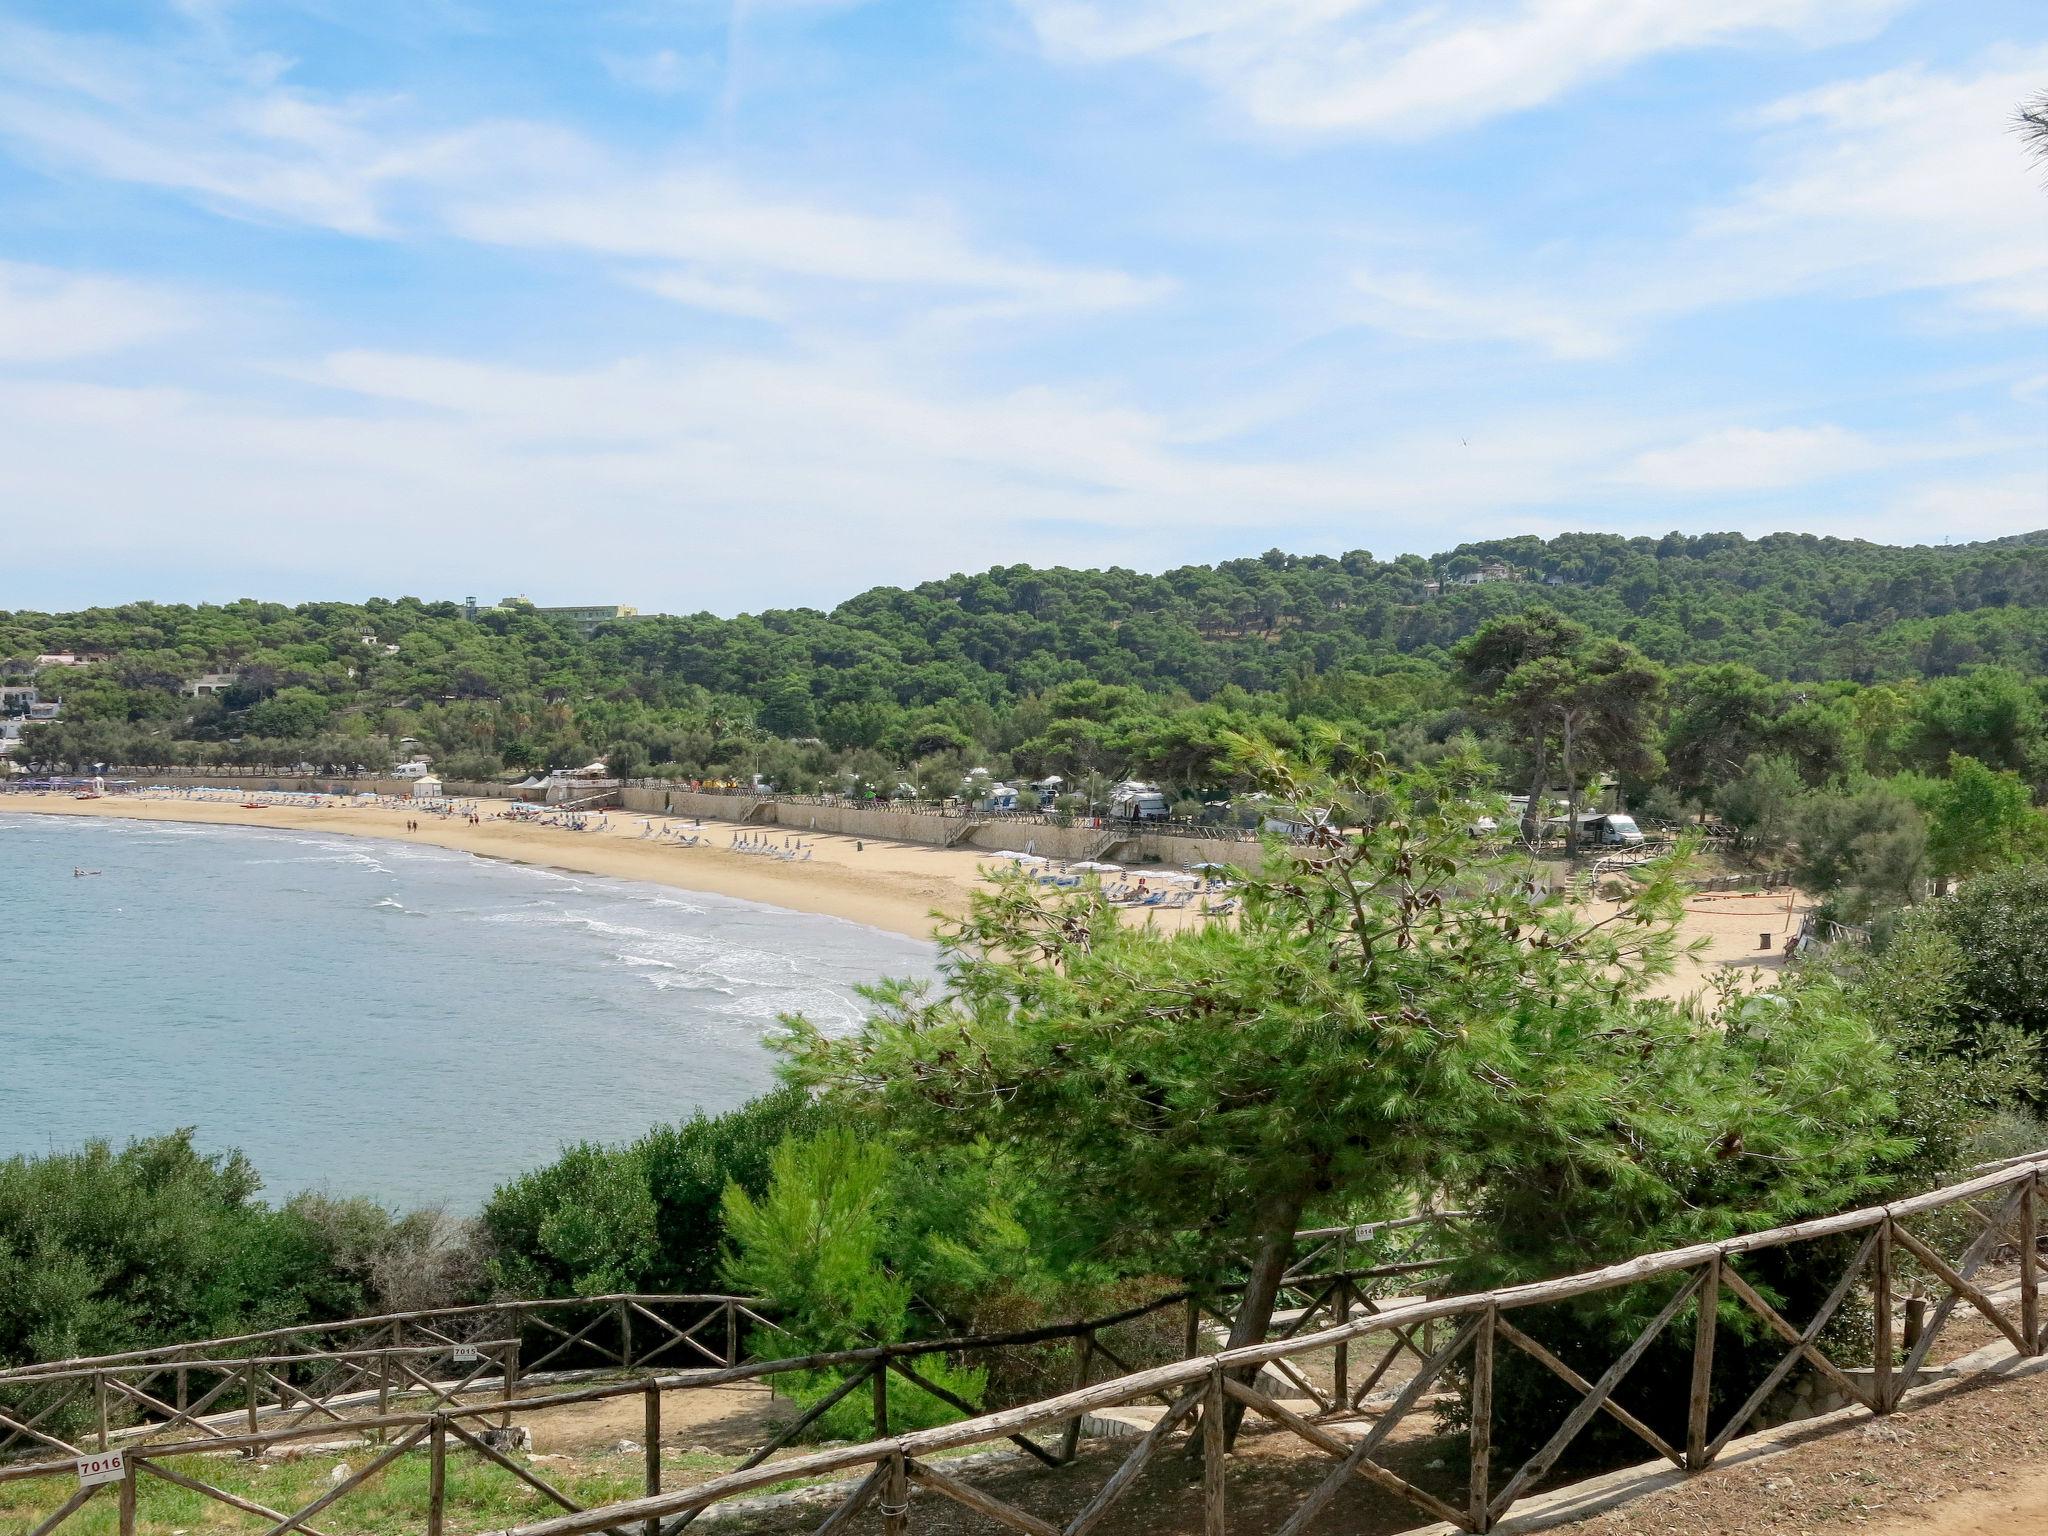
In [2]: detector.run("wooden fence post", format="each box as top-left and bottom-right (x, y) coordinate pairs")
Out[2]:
(1688, 1257), (1719, 1468)
(1331, 1279), (1351, 1407)
(617, 1300), (632, 1369)
(117, 1452), (136, 1536)
(724, 1301), (739, 1369)
(2023, 1176), (2040, 1355)
(95, 1373), (108, 1451)
(427, 1415), (447, 1536)
(643, 1379), (661, 1536)
(245, 1363), (260, 1444)
(1058, 1334), (1096, 1464)
(1184, 1296), (1201, 1360)
(872, 1354), (890, 1439)
(1469, 1305), (1495, 1533)
(1873, 1220), (1894, 1413)
(1202, 1366), (1226, 1536)
(881, 1449), (909, 1536)
(503, 1340), (520, 1430)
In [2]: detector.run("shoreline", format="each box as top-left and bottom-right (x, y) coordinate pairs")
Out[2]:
(2, 791), (1793, 999)
(0, 791), (1209, 942)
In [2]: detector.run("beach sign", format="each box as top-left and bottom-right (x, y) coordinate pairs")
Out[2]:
(75, 1450), (124, 1489)
(453, 1344), (482, 1363)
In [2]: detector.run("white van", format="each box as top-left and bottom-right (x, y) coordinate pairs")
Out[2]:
(1595, 813), (1645, 846)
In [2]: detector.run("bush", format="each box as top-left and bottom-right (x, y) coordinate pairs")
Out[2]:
(0, 1132), (415, 1368)
(1450, 979), (1902, 1470)
(1897, 864), (2048, 1061)
(482, 1088), (821, 1298)
(722, 1130), (1003, 1437)
(638, 1087), (822, 1292)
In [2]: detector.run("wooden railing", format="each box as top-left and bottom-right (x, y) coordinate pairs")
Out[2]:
(444, 1154), (2047, 1536)
(0, 1251), (1442, 1532)
(31, 1161), (2040, 1535)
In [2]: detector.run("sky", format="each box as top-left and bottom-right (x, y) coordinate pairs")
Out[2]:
(1, 0), (2044, 616)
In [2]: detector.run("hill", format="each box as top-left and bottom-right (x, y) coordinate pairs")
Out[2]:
(6, 530), (2048, 803)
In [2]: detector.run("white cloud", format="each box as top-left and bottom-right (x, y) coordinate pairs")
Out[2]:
(0, 344), (1661, 611)
(447, 171), (1165, 315)
(1340, 49), (2048, 355)
(1350, 268), (1620, 359)
(0, 17), (1157, 323)
(1689, 48), (2048, 324)
(598, 48), (706, 95)
(1018, 0), (1906, 138)
(1880, 470), (2048, 541)
(0, 261), (195, 362)
(1621, 425), (1874, 493)
(1618, 422), (2031, 495)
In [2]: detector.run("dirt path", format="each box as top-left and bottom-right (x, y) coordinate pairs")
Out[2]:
(1531, 1356), (2048, 1536)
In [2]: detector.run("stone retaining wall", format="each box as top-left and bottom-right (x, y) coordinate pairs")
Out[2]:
(621, 788), (1256, 869)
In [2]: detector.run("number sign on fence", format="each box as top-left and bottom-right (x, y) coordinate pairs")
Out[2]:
(74, 1450), (123, 1489)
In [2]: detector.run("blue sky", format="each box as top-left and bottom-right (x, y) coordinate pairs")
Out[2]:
(1, 0), (2043, 615)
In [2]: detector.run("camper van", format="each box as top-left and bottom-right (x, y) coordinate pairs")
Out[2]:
(1109, 780), (1170, 821)
(1592, 813), (1645, 846)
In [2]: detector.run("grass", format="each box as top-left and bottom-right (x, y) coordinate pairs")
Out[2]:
(0, 1444), (731, 1535)
(0, 1433), (1071, 1533)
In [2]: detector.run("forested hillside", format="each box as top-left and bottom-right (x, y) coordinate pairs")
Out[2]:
(8, 532), (2048, 850)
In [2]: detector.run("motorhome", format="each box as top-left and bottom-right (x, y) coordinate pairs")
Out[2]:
(1589, 812), (1645, 846)
(1109, 780), (1170, 821)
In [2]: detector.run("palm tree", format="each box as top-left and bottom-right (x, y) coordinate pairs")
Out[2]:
(2023, 93), (2048, 164)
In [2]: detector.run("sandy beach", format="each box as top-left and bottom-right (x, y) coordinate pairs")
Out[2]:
(1, 791), (1022, 941)
(2, 790), (1802, 998)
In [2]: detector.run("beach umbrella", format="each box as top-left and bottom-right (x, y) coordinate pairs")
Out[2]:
(1070, 860), (1123, 873)
(1189, 861), (1234, 872)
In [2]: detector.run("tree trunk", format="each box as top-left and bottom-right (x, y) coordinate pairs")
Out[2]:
(1525, 735), (1549, 844)
(1561, 710), (1579, 862)
(1210, 1193), (1307, 1448)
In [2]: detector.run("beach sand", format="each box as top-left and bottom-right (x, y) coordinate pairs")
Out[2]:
(1604, 884), (1809, 1003)
(2, 791), (1217, 943)
(6, 791), (1803, 1001)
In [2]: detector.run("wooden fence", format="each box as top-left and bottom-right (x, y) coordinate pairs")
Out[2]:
(0, 1295), (765, 1464)
(0, 1233), (1445, 1534)
(435, 1153), (2048, 1536)
(17, 1156), (2041, 1533)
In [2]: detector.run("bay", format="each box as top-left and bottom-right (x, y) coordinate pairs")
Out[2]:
(0, 813), (936, 1209)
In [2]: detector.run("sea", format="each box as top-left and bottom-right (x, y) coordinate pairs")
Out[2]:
(0, 812), (938, 1210)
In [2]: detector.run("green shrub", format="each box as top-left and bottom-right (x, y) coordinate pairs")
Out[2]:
(481, 1088), (820, 1298)
(482, 1143), (656, 1297)
(638, 1087), (821, 1292)
(0, 1132), (421, 1369)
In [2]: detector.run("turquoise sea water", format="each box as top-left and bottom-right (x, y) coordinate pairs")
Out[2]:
(0, 813), (937, 1209)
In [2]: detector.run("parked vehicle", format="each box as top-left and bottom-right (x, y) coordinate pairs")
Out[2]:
(1592, 812), (1645, 846)
(1109, 780), (1169, 821)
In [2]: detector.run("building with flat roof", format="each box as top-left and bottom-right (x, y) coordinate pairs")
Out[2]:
(494, 599), (658, 635)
